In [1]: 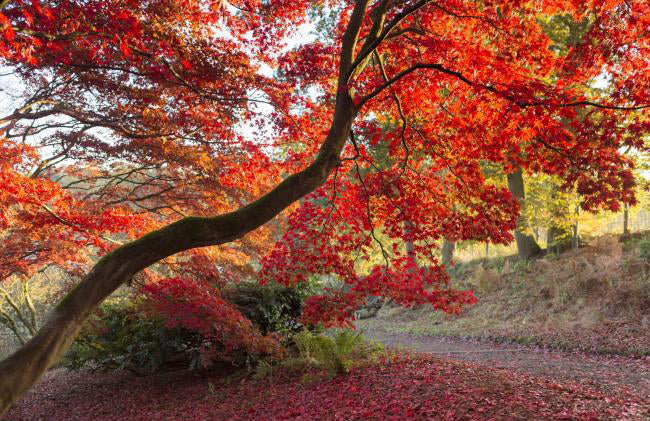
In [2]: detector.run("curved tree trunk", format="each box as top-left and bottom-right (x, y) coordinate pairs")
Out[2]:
(507, 169), (542, 260)
(0, 98), (355, 413)
(0, 0), (377, 413)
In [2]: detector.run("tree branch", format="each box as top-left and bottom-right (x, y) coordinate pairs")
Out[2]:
(346, 0), (434, 83)
(357, 62), (650, 110)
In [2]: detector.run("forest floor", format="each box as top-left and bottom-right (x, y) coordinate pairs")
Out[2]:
(4, 325), (650, 421)
(4, 349), (649, 421)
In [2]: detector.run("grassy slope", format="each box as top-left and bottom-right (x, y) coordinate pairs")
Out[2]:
(358, 234), (650, 356)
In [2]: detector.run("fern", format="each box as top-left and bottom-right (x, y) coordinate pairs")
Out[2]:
(293, 329), (366, 375)
(253, 329), (381, 381)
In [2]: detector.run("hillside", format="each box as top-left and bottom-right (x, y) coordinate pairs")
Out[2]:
(358, 234), (650, 356)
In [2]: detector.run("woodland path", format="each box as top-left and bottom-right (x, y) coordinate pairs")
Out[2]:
(362, 329), (650, 396)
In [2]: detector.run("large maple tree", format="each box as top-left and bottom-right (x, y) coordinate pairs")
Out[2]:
(0, 0), (649, 413)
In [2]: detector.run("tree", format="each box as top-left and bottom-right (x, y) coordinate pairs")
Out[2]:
(1, 0), (649, 414)
(507, 169), (542, 259)
(441, 237), (455, 267)
(0, 278), (38, 345)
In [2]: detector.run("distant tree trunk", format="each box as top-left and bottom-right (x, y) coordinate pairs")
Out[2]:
(507, 169), (542, 260)
(623, 203), (630, 236)
(405, 222), (418, 272)
(441, 237), (455, 267)
(572, 204), (579, 249)
(406, 239), (416, 259)
(546, 182), (572, 255)
(547, 226), (560, 254)
(571, 223), (579, 249)
(547, 225), (572, 254)
(405, 237), (416, 263)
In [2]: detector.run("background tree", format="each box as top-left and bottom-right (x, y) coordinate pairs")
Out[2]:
(507, 169), (542, 259)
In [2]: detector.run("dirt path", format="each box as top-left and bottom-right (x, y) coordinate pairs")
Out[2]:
(363, 329), (650, 396)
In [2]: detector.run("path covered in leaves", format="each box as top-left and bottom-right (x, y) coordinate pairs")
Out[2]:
(363, 329), (650, 396)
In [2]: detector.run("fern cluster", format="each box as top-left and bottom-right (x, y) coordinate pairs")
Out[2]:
(254, 329), (384, 381)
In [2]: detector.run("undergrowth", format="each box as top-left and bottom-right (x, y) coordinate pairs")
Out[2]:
(253, 329), (386, 382)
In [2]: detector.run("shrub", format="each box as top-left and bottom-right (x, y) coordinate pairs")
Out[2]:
(222, 281), (308, 335)
(65, 277), (289, 373)
(141, 277), (283, 367)
(64, 302), (205, 374)
(293, 329), (366, 375)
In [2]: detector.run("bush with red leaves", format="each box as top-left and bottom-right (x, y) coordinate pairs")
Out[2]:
(141, 277), (284, 366)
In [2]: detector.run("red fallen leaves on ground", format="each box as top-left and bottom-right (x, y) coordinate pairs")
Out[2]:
(4, 354), (648, 421)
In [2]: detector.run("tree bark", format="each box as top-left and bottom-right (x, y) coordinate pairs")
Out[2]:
(623, 203), (629, 236)
(0, 107), (351, 412)
(0, 93), (354, 417)
(441, 237), (455, 267)
(546, 225), (572, 254)
(572, 204), (580, 250)
(405, 222), (418, 272)
(506, 169), (542, 260)
(0, 99), (354, 416)
(0, 0), (376, 413)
